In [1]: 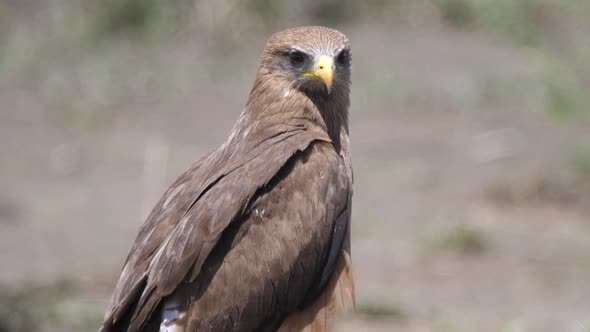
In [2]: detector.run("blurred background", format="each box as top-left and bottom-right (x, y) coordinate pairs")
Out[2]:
(1, 1), (590, 331)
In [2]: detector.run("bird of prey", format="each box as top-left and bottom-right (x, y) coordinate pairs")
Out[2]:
(101, 26), (354, 332)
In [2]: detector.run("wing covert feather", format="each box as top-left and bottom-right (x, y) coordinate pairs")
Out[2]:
(167, 141), (351, 331)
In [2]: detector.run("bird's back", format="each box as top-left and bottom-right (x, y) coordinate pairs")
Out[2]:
(151, 142), (352, 331)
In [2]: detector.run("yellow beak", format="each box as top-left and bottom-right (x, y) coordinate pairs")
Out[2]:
(303, 55), (334, 94)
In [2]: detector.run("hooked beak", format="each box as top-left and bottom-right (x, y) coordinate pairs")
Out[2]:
(302, 55), (334, 94)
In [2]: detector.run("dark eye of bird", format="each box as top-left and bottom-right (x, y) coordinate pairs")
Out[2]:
(337, 50), (349, 65)
(289, 51), (305, 67)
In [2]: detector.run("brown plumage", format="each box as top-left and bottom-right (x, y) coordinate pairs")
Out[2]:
(101, 26), (354, 332)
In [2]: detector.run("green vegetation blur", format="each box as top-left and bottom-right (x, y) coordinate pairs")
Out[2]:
(1, 1), (590, 119)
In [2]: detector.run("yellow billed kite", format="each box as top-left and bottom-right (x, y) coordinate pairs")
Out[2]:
(101, 26), (354, 332)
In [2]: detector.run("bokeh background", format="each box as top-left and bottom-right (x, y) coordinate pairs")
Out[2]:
(1, 1), (590, 331)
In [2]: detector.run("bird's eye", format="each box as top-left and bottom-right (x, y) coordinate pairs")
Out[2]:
(336, 50), (349, 65)
(289, 51), (305, 67)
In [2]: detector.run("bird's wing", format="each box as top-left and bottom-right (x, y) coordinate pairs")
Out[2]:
(157, 141), (351, 331)
(100, 151), (214, 331)
(101, 126), (333, 331)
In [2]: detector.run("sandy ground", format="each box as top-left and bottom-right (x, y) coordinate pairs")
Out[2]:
(1, 25), (590, 332)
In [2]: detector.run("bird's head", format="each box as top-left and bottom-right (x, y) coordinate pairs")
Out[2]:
(259, 26), (351, 96)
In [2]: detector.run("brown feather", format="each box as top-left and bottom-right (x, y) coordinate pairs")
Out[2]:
(277, 249), (354, 332)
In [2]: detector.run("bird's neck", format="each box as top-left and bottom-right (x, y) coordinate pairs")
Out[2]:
(306, 91), (350, 156)
(243, 76), (350, 156)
